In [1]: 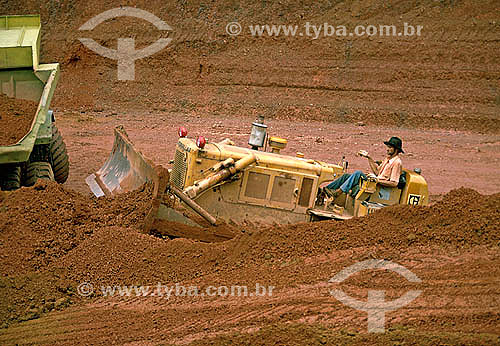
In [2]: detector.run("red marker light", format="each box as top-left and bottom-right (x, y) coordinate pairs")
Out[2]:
(196, 136), (206, 149)
(178, 127), (187, 138)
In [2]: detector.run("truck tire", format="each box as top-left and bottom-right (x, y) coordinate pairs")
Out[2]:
(1, 165), (21, 191)
(24, 161), (54, 186)
(49, 125), (69, 184)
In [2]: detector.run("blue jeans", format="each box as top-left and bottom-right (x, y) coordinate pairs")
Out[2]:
(326, 170), (366, 197)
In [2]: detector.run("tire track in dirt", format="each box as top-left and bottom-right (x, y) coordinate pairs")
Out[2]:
(1, 246), (498, 345)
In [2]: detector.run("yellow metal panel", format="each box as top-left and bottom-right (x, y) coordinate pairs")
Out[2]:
(0, 15), (41, 69)
(0, 15), (40, 29)
(400, 170), (429, 206)
(0, 64), (59, 163)
(369, 185), (402, 205)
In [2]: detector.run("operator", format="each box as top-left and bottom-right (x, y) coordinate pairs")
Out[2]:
(323, 136), (404, 198)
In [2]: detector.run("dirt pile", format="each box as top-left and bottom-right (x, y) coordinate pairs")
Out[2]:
(240, 188), (500, 263)
(0, 181), (156, 325)
(0, 182), (93, 275)
(2, 184), (499, 268)
(0, 181), (152, 275)
(0, 94), (38, 146)
(0, 182), (498, 326)
(1, 184), (498, 280)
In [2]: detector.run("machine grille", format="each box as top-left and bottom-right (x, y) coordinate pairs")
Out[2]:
(170, 148), (187, 189)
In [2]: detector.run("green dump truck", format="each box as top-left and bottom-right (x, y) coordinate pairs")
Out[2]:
(0, 15), (69, 190)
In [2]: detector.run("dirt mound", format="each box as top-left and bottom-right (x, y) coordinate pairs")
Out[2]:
(0, 181), (156, 325)
(0, 94), (38, 146)
(237, 188), (500, 264)
(55, 226), (167, 286)
(0, 181), (152, 275)
(94, 183), (154, 229)
(56, 185), (500, 293)
(1, 184), (498, 282)
(1, 182), (498, 327)
(0, 182), (93, 275)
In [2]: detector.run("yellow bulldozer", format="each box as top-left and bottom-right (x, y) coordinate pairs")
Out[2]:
(87, 117), (428, 242)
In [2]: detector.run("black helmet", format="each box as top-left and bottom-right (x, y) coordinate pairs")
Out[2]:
(384, 137), (404, 153)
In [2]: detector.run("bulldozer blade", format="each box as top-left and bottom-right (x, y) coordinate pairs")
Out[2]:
(86, 126), (156, 197)
(87, 126), (234, 242)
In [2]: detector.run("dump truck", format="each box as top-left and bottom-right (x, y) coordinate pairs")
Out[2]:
(87, 116), (429, 242)
(0, 15), (69, 190)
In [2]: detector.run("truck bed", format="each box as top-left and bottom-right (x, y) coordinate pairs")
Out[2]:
(0, 64), (60, 164)
(0, 15), (60, 164)
(0, 15), (40, 69)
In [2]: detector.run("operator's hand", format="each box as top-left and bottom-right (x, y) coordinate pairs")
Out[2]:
(357, 150), (369, 158)
(366, 173), (377, 181)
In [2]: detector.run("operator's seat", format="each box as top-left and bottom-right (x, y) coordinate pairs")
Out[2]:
(366, 171), (407, 206)
(397, 171), (407, 190)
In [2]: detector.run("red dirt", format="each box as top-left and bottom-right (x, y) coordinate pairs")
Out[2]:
(0, 182), (499, 344)
(0, 182), (153, 275)
(0, 94), (38, 146)
(0, 0), (500, 344)
(1, 0), (499, 135)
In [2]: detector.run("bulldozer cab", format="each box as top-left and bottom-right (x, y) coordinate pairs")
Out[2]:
(310, 169), (429, 220)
